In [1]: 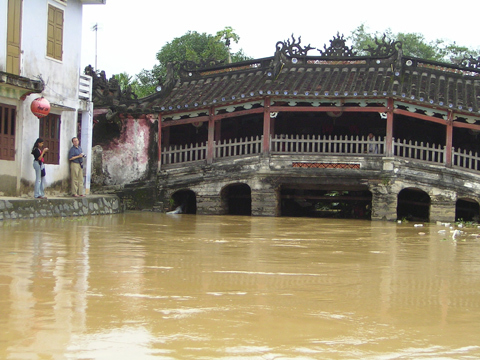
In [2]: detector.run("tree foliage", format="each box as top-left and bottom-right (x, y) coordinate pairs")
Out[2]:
(348, 24), (479, 64)
(154, 27), (250, 83)
(114, 27), (251, 98)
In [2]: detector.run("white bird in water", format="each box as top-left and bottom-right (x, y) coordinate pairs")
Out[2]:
(452, 229), (461, 239)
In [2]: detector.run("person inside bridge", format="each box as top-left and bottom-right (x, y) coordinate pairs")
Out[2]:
(68, 137), (85, 197)
(367, 132), (378, 154)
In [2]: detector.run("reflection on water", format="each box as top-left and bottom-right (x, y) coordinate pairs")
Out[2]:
(1, 213), (480, 359)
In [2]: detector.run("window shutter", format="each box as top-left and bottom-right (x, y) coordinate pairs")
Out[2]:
(47, 5), (63, 60)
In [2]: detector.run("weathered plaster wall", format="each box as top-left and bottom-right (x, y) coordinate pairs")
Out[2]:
(100, 117), (154, 185)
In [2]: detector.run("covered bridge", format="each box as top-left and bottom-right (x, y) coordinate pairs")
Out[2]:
(89, 34), (480, 222)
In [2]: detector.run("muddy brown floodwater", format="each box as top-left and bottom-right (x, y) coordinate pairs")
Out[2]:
(1, 213), (480, 359)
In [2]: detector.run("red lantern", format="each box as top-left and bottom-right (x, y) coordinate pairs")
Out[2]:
(31, 97), (51, 118)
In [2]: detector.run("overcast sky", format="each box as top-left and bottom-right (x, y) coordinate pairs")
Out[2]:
(81, 0), (480, 78)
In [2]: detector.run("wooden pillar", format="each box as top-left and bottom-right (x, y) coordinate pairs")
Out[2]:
(163, 127), (170, 150)
(207, 107), (215, 164)
(215, 120), (221, 142)
(263, 97), (271, 154)
(386, 98), (394, 157)
(445, 111), (453, 167)
(270, 117), (275, 138)
(157, 113), (162, 169)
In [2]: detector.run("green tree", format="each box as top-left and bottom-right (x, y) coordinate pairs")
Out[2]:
(130, 69), (157, 98)
(114, 72), (132, 91)
(348, 24), (479, 63)
(155, 27), (249, 81)
(215, 26), (240, 63)
(111, 28), (250, 99)
(127, 27), (251, 98)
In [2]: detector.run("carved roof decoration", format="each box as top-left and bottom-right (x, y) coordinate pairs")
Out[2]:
(317, 33), (357, 57)
(276, 34), (315, 58)
(461, 55), (480, 69)
(88, 34), (480, 120)
(85, 65), (137, 109)
(363, 34), (402, 58)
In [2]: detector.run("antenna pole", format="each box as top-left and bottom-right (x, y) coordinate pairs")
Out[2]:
(92, 23), (98, 70)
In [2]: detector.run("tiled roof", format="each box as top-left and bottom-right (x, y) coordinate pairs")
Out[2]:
(119, 35), (480, 118)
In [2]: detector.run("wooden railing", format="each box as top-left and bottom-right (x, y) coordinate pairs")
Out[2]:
(453, 148), (480, 171)
(215, 136), (262, 159)
(161, 142), (207, 165)
(393, 139), (445, 164)
(161, 134), (480, 174)
(271, 134), (384, 155)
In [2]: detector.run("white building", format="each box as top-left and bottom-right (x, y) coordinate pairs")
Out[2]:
(0, 0), (104, 196)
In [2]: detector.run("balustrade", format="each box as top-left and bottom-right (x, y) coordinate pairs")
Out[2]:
(215, 136), (262, 159)
(160, 134), (480, 174)
(271, 134), (384, 155)
(393, 139), (445, 164)
(161, 142), (207, 165)
(453, 148), (480, 171)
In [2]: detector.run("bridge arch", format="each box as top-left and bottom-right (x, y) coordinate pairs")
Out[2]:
(397, 188), (430, 222)
(280, 184), (372, 219)
(170, 189), (197, 214)
(456, 197), (480, 222)
(220, 183), (252, 215)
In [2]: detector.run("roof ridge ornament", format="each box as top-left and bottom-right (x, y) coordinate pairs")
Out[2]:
(275, 34), (315, 58)
(461, 55), (480, 69)
(84, 65), (138, 107)
(317, 33), (356, 57)
(363, 34), (403, 57)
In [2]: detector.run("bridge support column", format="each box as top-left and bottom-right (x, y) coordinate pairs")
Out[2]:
(196, 194), (224, 215)
(430, 194), (456, 223)
(251, 185), (279, 216)
(370, 184), (397, 221)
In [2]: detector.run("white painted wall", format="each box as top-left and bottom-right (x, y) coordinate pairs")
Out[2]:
(0, 0), (98, 196)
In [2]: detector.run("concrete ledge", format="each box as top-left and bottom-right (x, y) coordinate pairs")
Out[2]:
(0, 195), (122, 221)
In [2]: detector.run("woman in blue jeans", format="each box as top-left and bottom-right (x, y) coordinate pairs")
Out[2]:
(31, 138), (48, 199)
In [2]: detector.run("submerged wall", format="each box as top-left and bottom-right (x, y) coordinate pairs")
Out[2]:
(0, 195), (122, 220)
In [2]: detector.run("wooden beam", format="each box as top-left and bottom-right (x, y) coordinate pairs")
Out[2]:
(386, 98), (394, 157)
(207, 107), (214, 164)
(161, 115), (210, 127)
(452, 121), (480, 131)
(213, 107), (263, 120)
(446, 111), (453, 167)
(158, 113), (162, 168)
(270, 106), (388, 113)
(394, 108), (446, 125)
(263, 97), (271, 153)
